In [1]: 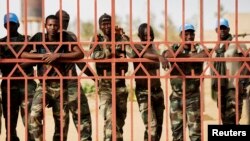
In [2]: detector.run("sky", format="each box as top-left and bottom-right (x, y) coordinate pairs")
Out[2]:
(0, 0), (250, 38)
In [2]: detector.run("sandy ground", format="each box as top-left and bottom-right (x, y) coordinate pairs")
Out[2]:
(0, 78), (249, 141)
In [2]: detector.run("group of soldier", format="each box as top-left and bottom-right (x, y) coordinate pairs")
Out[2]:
(0, 9), (249, 141)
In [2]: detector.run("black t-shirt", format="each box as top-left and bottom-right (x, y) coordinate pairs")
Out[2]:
(26, 31), (77, 77)
(132, 44), (161, 88)
(0, 33), (33, 77)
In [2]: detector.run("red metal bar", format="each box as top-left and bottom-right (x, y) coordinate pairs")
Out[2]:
(235, 0), (240, 125)
(6, 1), (10, 141)
(199, 1), (205, 141)
(129, 1), (134, 140)
(111, 0), (117, 141)
(181, 1), (187, 141)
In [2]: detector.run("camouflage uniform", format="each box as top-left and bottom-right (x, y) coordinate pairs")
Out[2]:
(91, 34), (129, 141)
(212, 34), (244, 124)
(167, 44), (203, 141)
(0, 34), (37, 141)
(127, 44), (165, 141)
(26, 31), (90, 141)
(65, 66), (92, 141)
(58, 30), (92, 141)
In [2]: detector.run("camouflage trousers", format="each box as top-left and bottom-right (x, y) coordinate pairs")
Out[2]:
(135, 87), (165, 141)
(1, 80), (37, 141)
(214, 88), (243, 124)
(29, 82), (68, 141)
(98, 80), (128, 141)
(65, 84), (92, 141)
(169, 90), (201, 141)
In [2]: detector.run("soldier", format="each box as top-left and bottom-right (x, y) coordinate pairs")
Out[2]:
(126, 23), (167, 141)
(55, 10), (92, 141)
(162, 23), (207, 141)
(90, 13), (129, 141)
(21, 15), (84, 141)
(0, 13), (37, 141)
(212, 18), (245, 124)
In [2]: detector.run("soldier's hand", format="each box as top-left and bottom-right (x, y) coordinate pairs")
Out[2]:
(159, 55), (169, 70)
(115, 26), (125, 36)
(42, 53), (61, 64)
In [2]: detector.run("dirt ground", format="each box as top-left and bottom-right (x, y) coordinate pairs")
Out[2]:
(0, 78), (249, 141)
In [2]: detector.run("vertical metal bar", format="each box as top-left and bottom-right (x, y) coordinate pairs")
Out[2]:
(6, 1), (10, 140)
(6, 0), (10, 43)
(181, 0), (185, 42)
(58, 1), (64, 141)
(59, 0), (63, 42)
(147, 79), (152, 141)
(217, 0), (222, 125)
(41, 0), (46, 135)
(165, 77), (169, 141)
(24, 0), (28, 42)
(235, 0), (240, 124)
(147, 0), (151, 43)
(7, 78), (10, 141)
(42, 79), (46, 141)
(200, 0), (204, 43)
(129, 1), (134, 138)
(217, 0), (221, 42)
(94, 0), (98, 43)
(164, 0), (168, 42)
(199, 1), (204, 140)
(25, 78), (28, 141)
(77, 1), (81, 140)
(181, 1), (186, 140)
(42, 0), (45, 42)
(77, 0), (80, 41)
(60, 77), (64, 141)
(95, 78), (99, 141)
(129, 79), (134, 141)
(218, 79), (222, 124)
(129, 0), (133, 41)
(200, 78), (204, 141)
(147, 0), (151, 140)
(111, 0), (117, 140)
(164, 1), (169, 138)
(94, 1), (99, 140)
(182, 79), (186, 141)
(77, 78), (81, 141)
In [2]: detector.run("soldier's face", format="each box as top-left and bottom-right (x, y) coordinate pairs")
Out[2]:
(100, 20), (111, 36)
(4, 22), (19, 34)
(180, 30), (195, 42)
(180, 30), (195, 49)
(61, 19), (69, 30)
(45, 19), (59, 36)
(140, 28), (154, 42)
(216, 25), (230, 40)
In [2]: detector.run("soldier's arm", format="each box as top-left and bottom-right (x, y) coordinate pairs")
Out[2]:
(145, 51), (169, 70)
(188, 50), (208, 58)
(19, 36), (37, 68)
(21, 33), (44, 59)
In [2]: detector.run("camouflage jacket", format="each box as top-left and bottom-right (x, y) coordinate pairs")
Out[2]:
(90, 33), (129, 77)
(169, 44), (204, 91)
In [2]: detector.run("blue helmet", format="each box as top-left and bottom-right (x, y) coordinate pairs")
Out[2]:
(216, 18), (229, 28)
(4, 13), (19, 25)
(179, 23), (195, 33)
